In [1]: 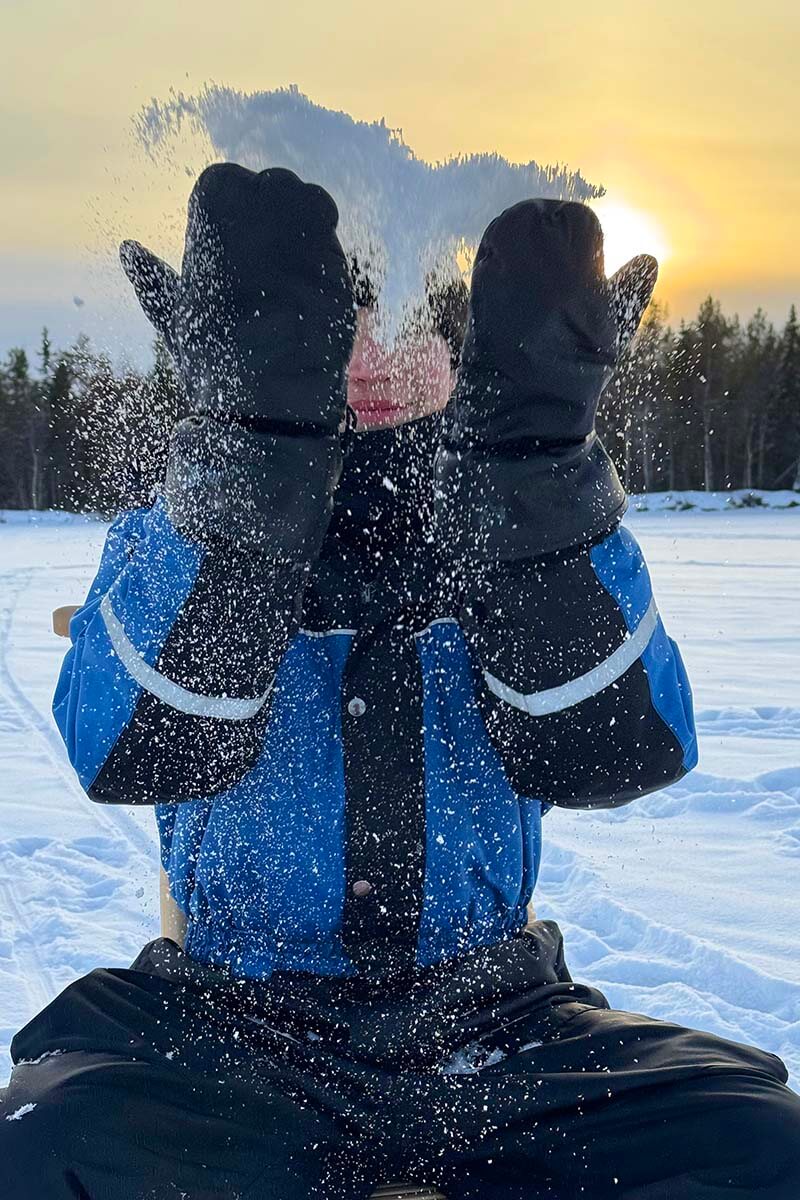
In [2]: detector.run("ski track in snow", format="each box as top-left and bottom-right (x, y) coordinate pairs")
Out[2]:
(0, 507), (799, 1092)
(0, 540), (159, 1068)
(0, 569), (154, 862)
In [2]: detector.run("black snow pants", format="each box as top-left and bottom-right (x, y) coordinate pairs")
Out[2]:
(1, 926), (799, 1200)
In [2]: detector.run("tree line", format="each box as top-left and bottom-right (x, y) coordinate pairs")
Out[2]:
(598, 298), (800, 494)
(0, 333), (182, 515)
(1, 296), (799, 515)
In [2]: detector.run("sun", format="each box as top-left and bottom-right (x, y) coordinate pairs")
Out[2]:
(591, 198), (670, 276)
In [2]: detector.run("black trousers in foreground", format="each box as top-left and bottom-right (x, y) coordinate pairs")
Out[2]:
(1, 926), (799, 1200)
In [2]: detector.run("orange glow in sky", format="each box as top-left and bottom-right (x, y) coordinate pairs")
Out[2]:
(592, 200), (671, 277)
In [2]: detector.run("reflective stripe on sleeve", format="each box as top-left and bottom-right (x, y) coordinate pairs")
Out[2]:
(483, 597), (659, 717)
(100, 593), (271, 720)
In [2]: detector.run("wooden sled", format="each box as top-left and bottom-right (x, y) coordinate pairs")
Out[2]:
(52, 605), (79, 638)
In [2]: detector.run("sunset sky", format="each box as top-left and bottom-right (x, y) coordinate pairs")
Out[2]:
(1, 0), (798, 359)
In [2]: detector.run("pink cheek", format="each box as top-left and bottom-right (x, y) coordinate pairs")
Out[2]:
(415, 343), (452, 391)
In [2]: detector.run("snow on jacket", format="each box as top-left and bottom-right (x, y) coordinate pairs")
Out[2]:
(53, 414), (697, 982)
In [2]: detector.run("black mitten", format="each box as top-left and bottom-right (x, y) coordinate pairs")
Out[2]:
(435, 199), (657, 558)
(121, 164), (356, 557)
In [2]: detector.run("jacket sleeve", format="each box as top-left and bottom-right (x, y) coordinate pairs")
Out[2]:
(459, 523), (698, 809)
(53, 499), (305, 805)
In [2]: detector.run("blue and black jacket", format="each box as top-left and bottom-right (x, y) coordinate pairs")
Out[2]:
(53, 414), (696, 983)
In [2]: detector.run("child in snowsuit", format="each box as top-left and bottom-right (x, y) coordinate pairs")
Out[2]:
(1, 165), (799, 1199)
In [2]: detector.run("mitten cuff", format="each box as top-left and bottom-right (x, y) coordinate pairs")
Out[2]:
(434, 433), (627, 560)
(164, 416), (342, 561)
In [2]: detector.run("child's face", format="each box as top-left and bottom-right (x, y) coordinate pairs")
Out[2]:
(346, 307), (454, 431)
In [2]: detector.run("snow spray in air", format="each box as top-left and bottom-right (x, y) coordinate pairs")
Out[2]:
(136, 85), (602, 339)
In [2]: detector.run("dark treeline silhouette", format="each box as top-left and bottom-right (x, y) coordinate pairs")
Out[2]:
(1, 296), (799, 515)
(598, 298), (800, 494)
(0, 333), (184, 515)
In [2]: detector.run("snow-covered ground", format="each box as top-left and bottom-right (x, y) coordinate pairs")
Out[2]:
(629, 488), (800, 512)
(1, 508), (799, 1088)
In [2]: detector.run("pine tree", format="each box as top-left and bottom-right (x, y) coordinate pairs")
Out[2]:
(776, 305), (800, 489)
(38, 327), (52, 378)
(47, 356), (77, 509)
(694, 297), (734, 491)
(663, 322), (702, 491)
(733, 310), (778, 489)
(628, 302), (668, 493)
(2, 349), (43, 509)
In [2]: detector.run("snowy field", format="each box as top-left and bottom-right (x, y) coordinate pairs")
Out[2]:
(1, 507), (799, 1089)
